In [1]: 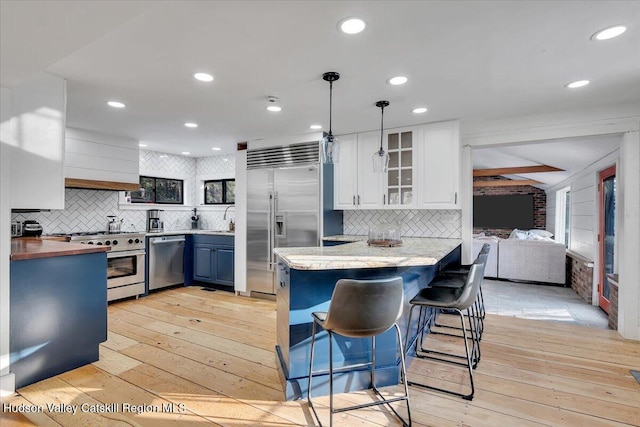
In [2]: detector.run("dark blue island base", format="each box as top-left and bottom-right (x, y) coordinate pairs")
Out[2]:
(10, 252), (108, 389)
(275, 246), (461, 400)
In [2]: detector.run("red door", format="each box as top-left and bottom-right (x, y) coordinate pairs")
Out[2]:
(598, 166), (616, 313)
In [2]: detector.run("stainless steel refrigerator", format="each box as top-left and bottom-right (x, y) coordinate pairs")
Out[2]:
(246, 141), (342, 295)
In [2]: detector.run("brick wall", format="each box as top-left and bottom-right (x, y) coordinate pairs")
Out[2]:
(566, 253), (594, 303)
(473, 176), (546, 238)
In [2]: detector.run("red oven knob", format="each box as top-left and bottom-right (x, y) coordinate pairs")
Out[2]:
(128, 239), (133, 244)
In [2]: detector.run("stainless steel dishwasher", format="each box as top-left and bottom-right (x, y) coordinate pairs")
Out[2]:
(148, 235), (185, 290)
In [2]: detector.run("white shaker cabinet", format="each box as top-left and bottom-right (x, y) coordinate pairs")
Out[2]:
(9, 73), (66, 210)
(416, 121), (460, 209)
(333, 132), (384, 210)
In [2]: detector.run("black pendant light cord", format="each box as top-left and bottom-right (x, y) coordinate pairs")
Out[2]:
(375, 100), (389, 155)
(379, 103), (384, 152)
(322, 71), (340, 142)
(329, 81), (333, 139)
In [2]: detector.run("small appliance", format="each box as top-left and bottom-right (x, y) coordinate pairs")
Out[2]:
(191, 208), (200, 229)
(22, 220), (43, 237)
(11, 221), (22, 237)
(147, 209), (164, 233)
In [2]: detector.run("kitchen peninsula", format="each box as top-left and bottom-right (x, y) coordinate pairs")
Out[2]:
(10, 239), (109, 388)
(273, 237), (461, 400)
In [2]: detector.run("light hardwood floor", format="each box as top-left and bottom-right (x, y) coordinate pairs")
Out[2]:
(3, 287), (639, 426)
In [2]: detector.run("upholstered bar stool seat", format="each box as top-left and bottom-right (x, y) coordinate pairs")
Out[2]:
(405, 260), (486, 400)
(307, 277), (412, 427)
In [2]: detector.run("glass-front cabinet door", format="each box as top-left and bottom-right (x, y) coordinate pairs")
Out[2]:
(385, 128), (415, 208)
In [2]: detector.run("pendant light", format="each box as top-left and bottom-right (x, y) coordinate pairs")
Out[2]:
(320, 71), (340, 164)
(372, 100), (390, 173)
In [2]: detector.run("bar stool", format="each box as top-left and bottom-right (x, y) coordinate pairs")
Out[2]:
(435, 244), (490, 337)
(307, 277), (411, 427)
(405, 260), (486, 400)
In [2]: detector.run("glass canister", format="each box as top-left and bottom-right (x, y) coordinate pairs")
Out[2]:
(367, 222), (402, 247)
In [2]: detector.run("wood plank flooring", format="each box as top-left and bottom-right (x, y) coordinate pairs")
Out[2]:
(3, 286), (639, 426)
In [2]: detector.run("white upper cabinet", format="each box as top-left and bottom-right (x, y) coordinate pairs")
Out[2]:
(416, 121), (460, 209)
(356, 131), (384, 209)
(333, 133), (358, 209)
(334, 120), (460, 211)
(333, 132), (383, 210)
(9, 73), (66, 210)
(65, 127), (139, 190)
(384, 127), (417, 208)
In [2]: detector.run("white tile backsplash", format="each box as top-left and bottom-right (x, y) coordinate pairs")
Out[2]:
(11, 150), (236, 234)
(343, 209), (462, 238)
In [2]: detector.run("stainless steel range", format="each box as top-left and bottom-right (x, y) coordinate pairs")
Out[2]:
(70, 231), (146, 302)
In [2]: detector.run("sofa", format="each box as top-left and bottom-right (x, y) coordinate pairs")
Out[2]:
(472, 232), (566, 285)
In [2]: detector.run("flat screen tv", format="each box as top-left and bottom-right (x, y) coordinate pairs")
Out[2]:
(473, 194), (534, 229)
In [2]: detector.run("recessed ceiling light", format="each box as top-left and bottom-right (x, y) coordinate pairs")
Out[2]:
(184, 122), (198, 128)
(339, 18), (366, 35)
(267, 105), (282, 112)
(388, 76), (408, 85)
(591, 25), (627, 41)
(211, 147), (222, 151)
(194, 72), (214, 82)
(138, 143), (147, 147)
(412, 107), (428, 114)
(181, 151), (190, 155)
(310, 124), (322, 130)
(565, 80), (590, 89)
(107, 101), (125, 108)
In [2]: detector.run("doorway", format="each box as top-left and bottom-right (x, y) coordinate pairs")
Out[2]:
(598, 165), (616, 314)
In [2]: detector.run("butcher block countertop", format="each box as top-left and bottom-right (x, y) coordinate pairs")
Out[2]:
(10, 238), (110, 261)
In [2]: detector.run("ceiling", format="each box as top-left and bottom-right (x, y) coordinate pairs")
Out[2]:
(472, 134), (622, 189)
(2, 1), (639, 175)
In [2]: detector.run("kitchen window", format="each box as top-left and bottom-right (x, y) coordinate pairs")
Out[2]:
(204, 179), (235, 205)
(130, 176), (184, 204)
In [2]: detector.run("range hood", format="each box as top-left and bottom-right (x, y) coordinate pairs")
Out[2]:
(65, 178), (140, 191)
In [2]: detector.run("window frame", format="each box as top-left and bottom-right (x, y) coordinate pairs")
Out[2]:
(130, 175), (185, 205)
(203, 178), (235, 205)
(555, 186), (571, 248)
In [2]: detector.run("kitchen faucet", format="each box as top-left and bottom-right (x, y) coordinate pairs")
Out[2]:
(223, 205), (234, 220)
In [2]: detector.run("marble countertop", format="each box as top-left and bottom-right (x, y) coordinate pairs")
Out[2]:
(274, 237), (462, 270)
(322, 235), (366, 242)
(145, 229), (234, 237)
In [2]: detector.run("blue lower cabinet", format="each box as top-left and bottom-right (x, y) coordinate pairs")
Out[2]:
(10, 252), (107, 389)
(192, 235), (234, 288)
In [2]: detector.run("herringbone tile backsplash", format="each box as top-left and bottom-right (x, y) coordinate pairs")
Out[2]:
(12, 151), (236, 234)
(343, 209), (462, 238)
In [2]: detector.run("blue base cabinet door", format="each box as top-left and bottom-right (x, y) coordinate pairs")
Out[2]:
(194, 244), (214, 281)
(192, 235), (234, 288)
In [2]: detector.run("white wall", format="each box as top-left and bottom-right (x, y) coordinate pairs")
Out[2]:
(618, 131), (640, 340)
(1, 87), (16, 395)
(547, 149), (620, 259)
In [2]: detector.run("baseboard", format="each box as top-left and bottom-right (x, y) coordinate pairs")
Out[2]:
(0, 372), (15, 397)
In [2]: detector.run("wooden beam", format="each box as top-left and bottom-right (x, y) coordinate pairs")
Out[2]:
(473, 165), (564, 176)
(65, 178), (140, 191)
(473, 179), (542, 187)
